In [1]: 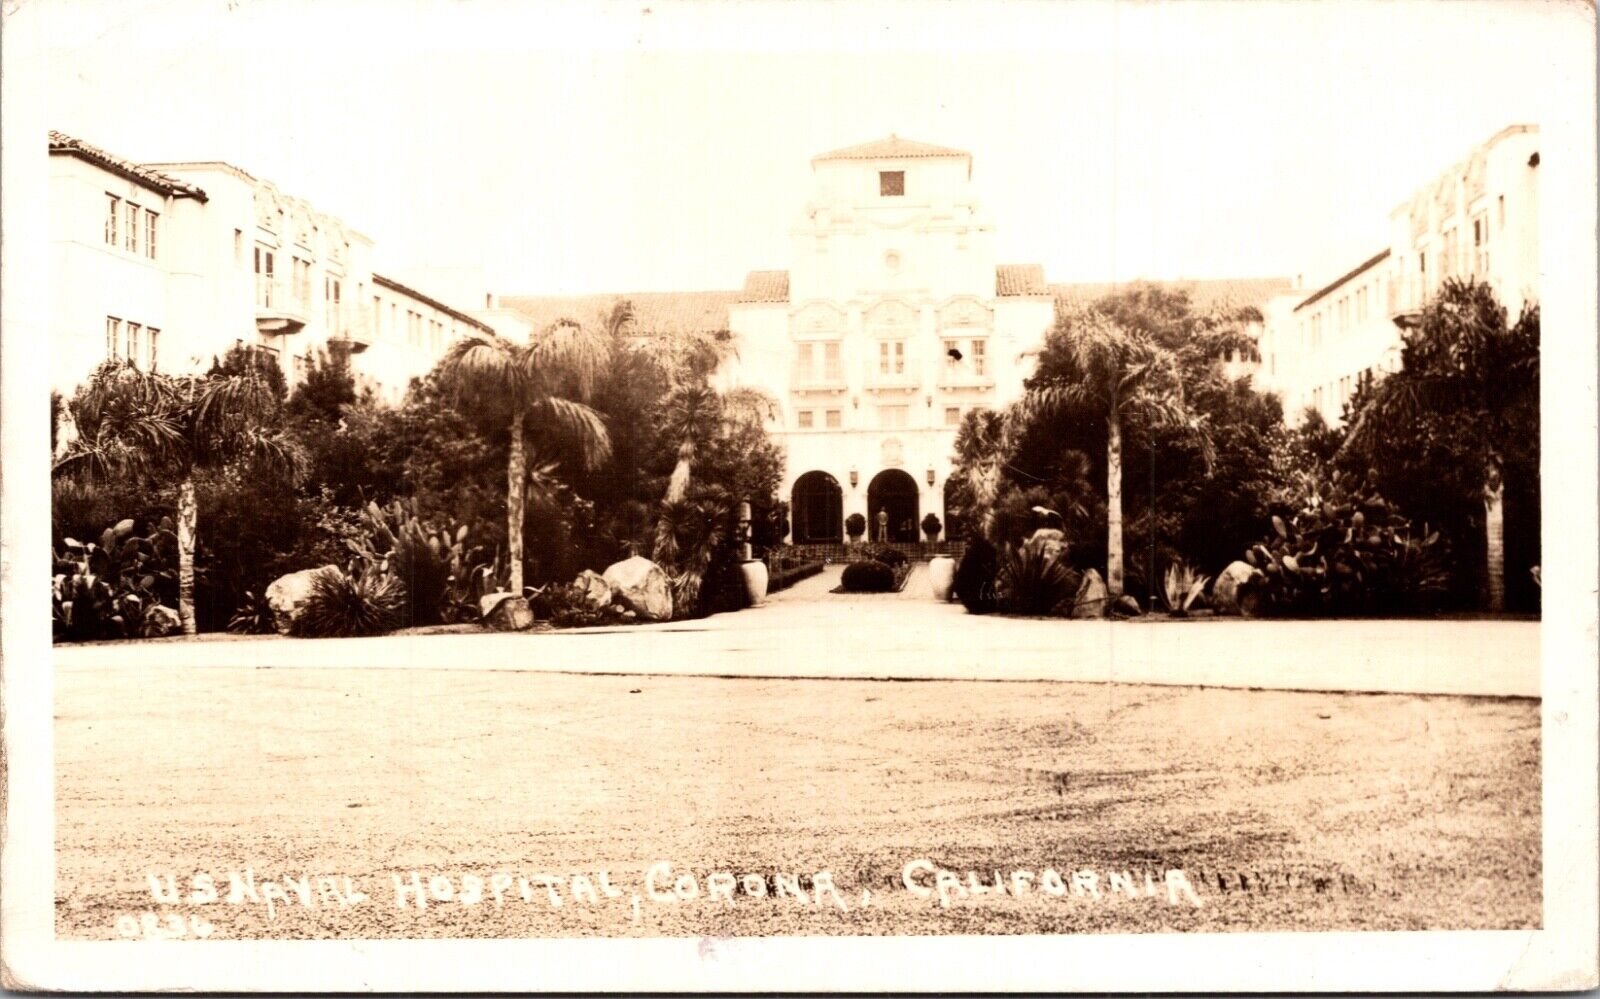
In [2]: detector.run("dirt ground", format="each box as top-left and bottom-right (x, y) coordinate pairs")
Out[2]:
(55, 666), (1540, 939)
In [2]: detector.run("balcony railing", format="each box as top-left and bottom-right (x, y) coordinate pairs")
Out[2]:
(864, 366), (920, 392)
(255, 277), (310, 334)
(937, 366), (994, 390)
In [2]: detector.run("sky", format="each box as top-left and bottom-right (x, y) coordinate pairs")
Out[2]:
(26, 0), (1577, 297)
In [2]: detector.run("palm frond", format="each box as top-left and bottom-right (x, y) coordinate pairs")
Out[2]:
(526, 318), (611, 400)
(530, 396), (613, 470)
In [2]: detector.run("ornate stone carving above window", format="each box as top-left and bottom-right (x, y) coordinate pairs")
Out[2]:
(792, 301), (846, 336)
(937, 297), (992, 330)
(863, 299), (916, 333)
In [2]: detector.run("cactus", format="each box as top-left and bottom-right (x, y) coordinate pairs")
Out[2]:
(352, 498), (501, 625)
(53, 516), (181, 642)
(1239, 471), (1448, 617)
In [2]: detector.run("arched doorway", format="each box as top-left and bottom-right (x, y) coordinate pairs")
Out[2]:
(867, 469), (920, 543)
(791, 471), (843, 543)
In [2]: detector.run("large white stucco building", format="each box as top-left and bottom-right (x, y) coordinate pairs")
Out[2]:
(1257, 124), (1541, 425)
(48, 131), (518, 400)
(506, 137), (1290, 544)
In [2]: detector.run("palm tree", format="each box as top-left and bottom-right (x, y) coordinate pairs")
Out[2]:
(54, 360), (304, 635)
(1028, 309), (1186, 597)
(437, 322), (612, 596)
(1343, 279), (1538, 611)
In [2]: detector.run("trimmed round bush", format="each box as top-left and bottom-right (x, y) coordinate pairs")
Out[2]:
(840, 559), (895, 593)
(845, 512), (867, 539)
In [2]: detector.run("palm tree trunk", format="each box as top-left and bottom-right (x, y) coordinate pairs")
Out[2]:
(1106, 404), (1124, 597)
(507, 409), (526, 596)
(1484, 479), (1505, 612)
(664, 442), (693, 504)
(177, 475), (198, 636)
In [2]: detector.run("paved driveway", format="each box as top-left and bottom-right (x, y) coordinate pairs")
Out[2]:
(53, 565), (1540, 697)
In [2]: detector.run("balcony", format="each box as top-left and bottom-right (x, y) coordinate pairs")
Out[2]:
(254, 277), (309, 335)
(1386, 276), (1426, 329)
(328, 305), (372, 353)
(937, 366), (995, 391)
(863, 367), (920, 393)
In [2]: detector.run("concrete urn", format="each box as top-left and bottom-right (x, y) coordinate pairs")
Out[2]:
(928, 555), (956, 601)
(739, 559), (769, 607)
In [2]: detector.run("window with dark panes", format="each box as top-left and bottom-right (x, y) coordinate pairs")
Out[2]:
(879, 170), (905, 196)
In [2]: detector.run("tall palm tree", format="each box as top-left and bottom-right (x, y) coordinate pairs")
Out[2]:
(438, 321), (612, 595)
(1028, 309), (1186, 597)
(54, 360), (304, 635)
(1342, 279), (1538, 611)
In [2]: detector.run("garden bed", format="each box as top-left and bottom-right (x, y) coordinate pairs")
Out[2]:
(768, 558), (825, 594)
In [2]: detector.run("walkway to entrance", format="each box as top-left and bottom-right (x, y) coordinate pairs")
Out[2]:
(771, 562), (932, 602)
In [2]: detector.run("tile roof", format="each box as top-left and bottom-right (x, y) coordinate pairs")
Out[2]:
(48, 130), (209, 202)
(812, 135), (971, 163)
(1050, 277), (1296, 317)
(500, 290), (741, 338)
(372, 274), (495, 334)
(996, 264), (1047, 296)
(739, 270), (790, 303)
(1293, 250), (1391, 312)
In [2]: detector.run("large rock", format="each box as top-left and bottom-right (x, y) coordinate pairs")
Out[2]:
(574, 569), (614, 611)
(1212, 560), (1264, 616)
(1070, 569), (1109, 619)
(265, 566), (339, 635)
(1112, 594), (1142, 617)
(480, 592), (534, 631)
(603, 556), (673, 621)
(141, 603), (182, 637)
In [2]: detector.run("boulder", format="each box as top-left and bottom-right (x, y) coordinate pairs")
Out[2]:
(574, 569), (614, 611)
(142, 603), (182, 637)
(480, 592), (534, 631)
(265, 565), (340, 635)
(603, 556), (673, 621)
(1113, 594), (1142, 617)
(1212, 560), (1264, 616)
(1070, 569), (1109, 619)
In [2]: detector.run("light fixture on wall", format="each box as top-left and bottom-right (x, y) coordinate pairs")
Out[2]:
(852, 395), (859, 409)
(849, 467), (859, 489)
(925, 394), (932, 408)
(926, 468), (936, 486)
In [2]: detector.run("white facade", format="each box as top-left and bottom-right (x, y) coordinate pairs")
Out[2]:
(48, 132), (503, 399)
(1260, 124), (1541, 426)
(722, 137), (1055, 543)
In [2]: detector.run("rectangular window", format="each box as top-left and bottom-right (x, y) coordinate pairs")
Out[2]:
(879, 405), (908, 429)
(147, 328), (159, 369)
(823, 341), (842, 381)
(796, 409), (814, 429)
(125, 202), (139, 254)
(325, 276), (342, 332)
(125, 322), (140, 364)
(879, 340), (905, 375)
(1355, 287), (1366, 322)
(430, 320), (442, 353)
(373, 296), (382, 337)
(234, 229), (244, 265)
(144, 209), (158, 260)
(1472, 212), (1490, 274)
(971, 338), (987, 376)
(879, 170), (905, 196)
(106, 317), (121, 358)
(254, 247), (274, 307)
(944, 339), (961, 369)
(825, 409), (841, 429)
(794, 342), (815, 381)
(105, 195), (120, 246)
(407, 311), (421, 348)
(944, 406), (961, 427)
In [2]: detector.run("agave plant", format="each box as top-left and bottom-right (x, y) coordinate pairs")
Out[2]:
(352, 497), (498, 625)
(995, 536), (1080, 616)
(227, 590), (276, 635)
(1159, 561), (1210, 617)
(289, 564), (406, 638)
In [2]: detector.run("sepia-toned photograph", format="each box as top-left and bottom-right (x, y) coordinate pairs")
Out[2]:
(2, 0), (1595, 991)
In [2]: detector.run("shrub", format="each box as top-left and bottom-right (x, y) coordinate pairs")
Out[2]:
(858, 543), (909, 568)
(289, 566), (406, 637)
(954, 537), (999, 614)
(921, 512), (942, 540)
(996, 539), (1079, 616)
(840, 559), (895, 593)
(53, 516), (181, 642)
(845, 512), (866, 539)
(227, 590), (276, 635)
(1239, 471), (1449, 617)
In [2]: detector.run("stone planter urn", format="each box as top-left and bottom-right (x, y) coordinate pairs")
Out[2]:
(928, 555), (956, 601)
(740, 559), (770, 607)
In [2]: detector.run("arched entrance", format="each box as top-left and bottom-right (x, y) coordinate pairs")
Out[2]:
(791, 471), (843, 543)
(867, 469), (920, 543)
